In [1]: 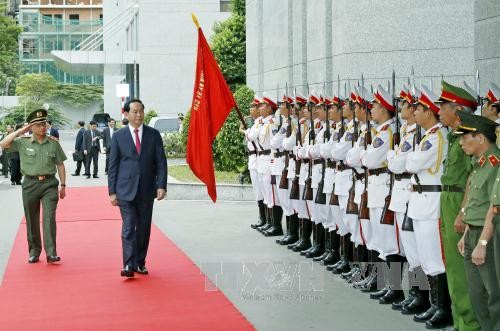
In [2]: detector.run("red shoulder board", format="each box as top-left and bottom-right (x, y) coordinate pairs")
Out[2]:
(269, 119), (274, 124)
(488, 154), (499, 167)
(478, 155), (486, 167)
(428, 127), (439, 134)
(380, 124), (389, 131)
(315, 122), (321, 129)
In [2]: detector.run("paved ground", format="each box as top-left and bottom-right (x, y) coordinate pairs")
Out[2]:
(0, 130), (426, 331)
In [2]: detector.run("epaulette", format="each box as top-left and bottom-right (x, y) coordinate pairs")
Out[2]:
(428, 127), (439, 134)
(488, 154), (499, 167)
(315, 121), (322, 129)
(478, 155), (487, 167)
(269, 118), (274, 125)
(379, 124), (389, 131)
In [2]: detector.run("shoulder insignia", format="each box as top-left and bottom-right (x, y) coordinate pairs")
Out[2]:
(380, 124), (389, 131)
(421, 140), (433, 151)
(279, 127), (287, 134)
(428, 127), (439, 134)
(478, 155), (487, 167)
(373, 137), (384, 148)
(315, 122), (321, 129)
(401, 141), (412, 152)
(488, 154), (499, 167)
(269, 119), (274, 125)
(345, 132), (353, 142)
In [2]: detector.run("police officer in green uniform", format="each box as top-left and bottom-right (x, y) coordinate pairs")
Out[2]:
(436, 81), (482, 331)
(491, 168), (500, 283)
(455, 111), (500, 331)
(0, 109), (67, 264)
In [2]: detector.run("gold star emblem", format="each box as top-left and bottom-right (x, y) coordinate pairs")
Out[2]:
(37, 111), (42, 117)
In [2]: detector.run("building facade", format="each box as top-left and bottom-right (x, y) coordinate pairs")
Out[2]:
(246, 0), (498, 98)
(18, 0), (103, 84)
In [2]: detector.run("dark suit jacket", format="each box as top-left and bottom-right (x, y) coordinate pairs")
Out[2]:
(49, 127), (59, 139)
(82, 129), (101, 152)
(108, 125), (167, 201)
(75, 127), (85, 151)
(102, 127), (117, 150)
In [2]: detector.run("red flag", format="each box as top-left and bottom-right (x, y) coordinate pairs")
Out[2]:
(187, 23), (236, 202)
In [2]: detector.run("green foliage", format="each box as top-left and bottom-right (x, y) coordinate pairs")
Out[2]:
(213, 85), (254, 172)
(230, 0), (245, 16)
(180, 108), (191, 147)
(16, 73), (58, 104)
(144, 109), (158, 125)
(52, 84), (103, 108)
(0, 14), (23, 95)
(211, 13), (245, 90)
(163, 132), (186, 158)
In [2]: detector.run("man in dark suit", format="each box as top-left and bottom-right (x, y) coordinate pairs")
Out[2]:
(82, 120), (101, 178)
(102, 118), (117, 174)
(72, 121), (86, 176)
(47, 120), (59, 140)
(108, 99), (167, 278)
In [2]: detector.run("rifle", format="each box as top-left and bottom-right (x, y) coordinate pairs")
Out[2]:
(315, 83), (328, 204)
(280, 83), (291, 189)
(330, 76), (343, 206)
(346, 80), (359, 215)
(289, 87), (302, 200)
(358, 75), (370, 219)
(380, 71), (398, 226)
(270, 84), (280, 186)
(303, 83), (315, 201)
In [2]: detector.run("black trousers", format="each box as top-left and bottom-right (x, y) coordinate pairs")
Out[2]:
(9, 158), (22, 183)
(85, 146), (99, 176)
(105, 148), (111, 173)
(118, 188), (154, 268)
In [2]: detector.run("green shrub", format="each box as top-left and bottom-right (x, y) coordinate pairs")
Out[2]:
(163, 132), (186, 158)
(144, 109), (158, 125)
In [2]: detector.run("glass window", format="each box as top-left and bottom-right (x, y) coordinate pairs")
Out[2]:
(153, 119), (180, 133)
(69, 14), (79, 25)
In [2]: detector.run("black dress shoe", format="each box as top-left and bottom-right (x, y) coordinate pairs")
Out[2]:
(93, 175), (99, 178)
(379, 289), (404, 304)
(71, 173), (80, 176)
(135, 266), (149, 275)
(86, 175), (91, 179)
(28, 256), (39, 263)
(121, 265), (135, 278)
(16, 181), (21, 185)
(370, 287), (389, 299)
(413, 305), (437, 323)
(46, 255), (61, 263)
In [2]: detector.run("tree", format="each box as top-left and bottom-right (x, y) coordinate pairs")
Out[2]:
(52, 84), (104, 108)
(16, 73), (58, 105)
(211, 1), (245, 90)
(0, 13), (22, 95)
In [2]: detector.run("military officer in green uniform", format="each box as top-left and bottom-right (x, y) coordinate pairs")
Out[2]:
(0, 109), (67, 264)
(491, 168), (500, 283)
(455, 111), (500, 331)
(437, 81), (481, 331)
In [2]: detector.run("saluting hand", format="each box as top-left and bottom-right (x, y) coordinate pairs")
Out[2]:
(17, 123), (34, 136)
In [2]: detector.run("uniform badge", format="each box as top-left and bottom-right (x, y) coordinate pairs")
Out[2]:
(478, 155), (486, 167)
(373, 137), (384, 148)
(279, 127), (287, 134)
(488, 154), (499, 167)
(272, 129), (278, 135)
(345, 132), (353, 142)
(401, 141), (412, 152)
(421, 140), (432, 151)
(332, 132), (339, 141)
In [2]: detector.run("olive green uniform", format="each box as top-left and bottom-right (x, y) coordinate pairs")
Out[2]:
(491, 168), (500, 296)
(8, 135), (66, 257)
(440, 131), (481, 331)
(463, 146), (500, 331)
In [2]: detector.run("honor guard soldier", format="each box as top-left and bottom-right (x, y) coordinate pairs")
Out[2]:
(245, 97), (266, 230)
(387, 86), (430, 314)
(328, 90), (358, 275)
(436, 80), (481, 331)
(454, 111), (500, 331)
(0, 109), (67, 264)
(406, 87), (452, 329)
(483, 83), (500, 146)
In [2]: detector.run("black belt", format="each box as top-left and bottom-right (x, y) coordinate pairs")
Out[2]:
(395, 173), (412, 181)
(247, 150), (257, 156)
(289, 154), (296, 160)
(302, 159), (309, 164)
(353, 171), (364, 181)
(26, 174), (55, 181)
(259, 150), (271, 156)
(442, 185), (465, 193)
(369, 167), (388, 176)
(412, 185), (442, 192)
(337, 162), (352, 171)
(327, 160), (336, 168)
(312, 159), (323, 165)
(274, 151), (287, 158)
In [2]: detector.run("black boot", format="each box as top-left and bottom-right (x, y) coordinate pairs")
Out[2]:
(425, 273), (452, 329)
(276, 216), (290, 244)
(281, 214), (299, 245)
(265, 206), (283, 236)
(322, 231), (341, 265)
(299, 219), (315, 254)
(347, 245), (368, 284)
(288, 218), (304, 249)
(251, 200), (266, 229)
(393, 285), (417, 311)
(414, 275), (437, 323)
(341, 244), (358, 280)
(369, 255), (389, 299)
(402, 287), (430, 315)
(305, 223), (325, 258)
(360, 250), (378, 292)
(332, 234), (352, 274)
(327, 235), (346, 271)
(293, 219), (312, 252)
(379, 254), (405, 304)
(258, 207), (273, 233)
(313, 228), (330, 261)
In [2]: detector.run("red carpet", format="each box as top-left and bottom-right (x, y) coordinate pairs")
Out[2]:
(0, 187), (254, 331)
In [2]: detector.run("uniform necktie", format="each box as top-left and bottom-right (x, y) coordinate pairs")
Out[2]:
(134, 129), (141, 154)
(92, 131), (96, 147)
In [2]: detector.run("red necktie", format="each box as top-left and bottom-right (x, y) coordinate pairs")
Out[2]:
(134, 129), (141, 154)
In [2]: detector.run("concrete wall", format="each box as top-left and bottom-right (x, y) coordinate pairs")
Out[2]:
(61, 101), (101, 128)
(474, 0), (500, 93)
(247, 0), (476, 97)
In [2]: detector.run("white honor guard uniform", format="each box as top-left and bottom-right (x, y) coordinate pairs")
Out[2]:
(291, 115), (310, 219)
(282, 114), (299, 211)
(405, 90), (448, 276)
(245, 97), (263, 202)
(346, 120), (374, 247)
(331, 110), (357, 236)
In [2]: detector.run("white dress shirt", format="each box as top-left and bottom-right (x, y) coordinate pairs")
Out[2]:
(128, 124), (143, 146)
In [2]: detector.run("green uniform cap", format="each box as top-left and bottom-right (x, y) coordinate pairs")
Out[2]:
(437, 80), (478, 108)
(27, 109), (47, 124)
(454, 110), (498, 137)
